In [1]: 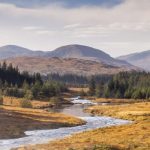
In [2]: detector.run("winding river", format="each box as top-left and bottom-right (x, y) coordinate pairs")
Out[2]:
(0, 98), (131, 150)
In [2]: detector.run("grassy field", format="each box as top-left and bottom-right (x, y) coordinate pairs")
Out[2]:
(93, 98), (145, 104)
(16, 102), (150, 150)
(3, 96), (51, 108)
(2, 96), (72, 108)
(0, 105), (85, 139)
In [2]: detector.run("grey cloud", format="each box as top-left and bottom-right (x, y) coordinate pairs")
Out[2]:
(0, 0), (124, 8)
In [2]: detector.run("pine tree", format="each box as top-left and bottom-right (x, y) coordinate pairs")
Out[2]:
(88, 78), (96, 96)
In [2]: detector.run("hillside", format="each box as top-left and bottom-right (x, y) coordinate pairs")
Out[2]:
(0, 44), (140, 75)
(0, 45), (46, 59)
(118, 50), (150, 71)
(49, 44), (132, 67)
(0, 44), (134, 68)
(1, 57), (137, 76)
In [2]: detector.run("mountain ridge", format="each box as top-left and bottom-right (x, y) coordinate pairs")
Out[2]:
(117, 50), (150, 71)
(0, 44), (141, 75)
(0, 44), (133, 67)
(49, 44), (131, 67)
(0, 45), (45, 58)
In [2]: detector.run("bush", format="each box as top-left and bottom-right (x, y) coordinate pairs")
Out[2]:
(92, 144), (119, 150)
(24, 90), (34, 100)
(0, 96), (3, 105)
(80, 89), (87, 97)
(49, 97), (63, 107)
(20, 99), (32, 108)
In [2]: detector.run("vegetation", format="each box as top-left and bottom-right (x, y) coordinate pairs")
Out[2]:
(89, 72), (150, 100)
(22, 102), (150, 150)
(49, 97), (64, 107)
(0, 62), (67, 101)
(20, 99), (32, 108)
(0, 96), (3, 105)
(45, 73), (112, 87)
(0, 105), (85, 139)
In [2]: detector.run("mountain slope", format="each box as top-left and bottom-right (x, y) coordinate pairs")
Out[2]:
(0, 45), (45, 59)
(117, 50), (150, 71)
(1, 57), (137, 76)
(0, 44), (139, 73)
(0, 44), (134, 68)
(49, 44), (131, 67)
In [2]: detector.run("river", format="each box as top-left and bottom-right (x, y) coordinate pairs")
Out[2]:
(0, 98), (131, 150)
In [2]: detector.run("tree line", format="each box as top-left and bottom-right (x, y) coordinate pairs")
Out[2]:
(89, 72), (150, 100)
(0, 62), (67, 100)
(1, 61), (149, 100)
(45, 73), (112, 87)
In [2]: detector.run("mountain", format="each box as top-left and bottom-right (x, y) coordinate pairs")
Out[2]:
(49, 44), (132, 67)
(0, 44), (133, 68)
(0, 44), (140, 75)
(117, 50), (150, 71)
(0, 45), (46, 59)
(2, 57), (137, 76)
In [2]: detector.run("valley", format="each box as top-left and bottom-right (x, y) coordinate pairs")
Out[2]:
(0, 44), (149, 150)
(1, 1), (150, 150)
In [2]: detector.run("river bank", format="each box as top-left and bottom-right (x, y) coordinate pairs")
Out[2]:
(0, 98), (131, 150)
(0, 98), (129, 150)
(16, 101), (150, 150)
(0, 105), (85, 139)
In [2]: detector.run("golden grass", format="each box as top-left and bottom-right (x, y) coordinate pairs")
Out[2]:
(86, 102), (150, 121)
(0, 105), (85, 139)
(3, 96), (52, 108)
(90, 97), (147, 104)
(1, 105), (85, 125)
(69, 87), (89, 93)
(16, 102), (150, 150)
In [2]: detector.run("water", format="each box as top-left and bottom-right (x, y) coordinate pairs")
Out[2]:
(49, 104), (93, 117)
(0, 98), (131, 150)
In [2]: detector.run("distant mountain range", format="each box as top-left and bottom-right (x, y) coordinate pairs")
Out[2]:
(0, 44), (141, 75)
(117, 50), (150, 71)
(0, 44), (133, 67)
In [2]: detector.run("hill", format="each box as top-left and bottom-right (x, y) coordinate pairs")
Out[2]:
(117, 50), (150, 71)
(49, 44), (132, 67)
(1, 57), (138, 76)
(0, 44), (140, 75)
(0, 44), (134, 68)
(0, 45), (46, 59)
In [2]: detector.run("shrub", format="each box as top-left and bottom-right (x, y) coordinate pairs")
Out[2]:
(80, 89), (87, 97)
(0, 96), (3, 105)
(92, 144), (119, 150)
(24, 90), (34, 100)
(20, 99), (32, 108)
(49, 97), (63, 107)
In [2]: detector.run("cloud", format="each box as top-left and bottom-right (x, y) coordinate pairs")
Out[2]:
(0, 0), (150, 57)
(23, 26), (43, 31)
(64, 24), (81, 29)
(0, 0), (124, 8)
(36, 30), (54, 35)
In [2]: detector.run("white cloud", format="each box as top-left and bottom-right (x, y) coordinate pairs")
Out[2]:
(23, 26), (43, 31)
(0, 0), (150, 57)
(64, 23), (81, 29)
(36, 30), (54, 35)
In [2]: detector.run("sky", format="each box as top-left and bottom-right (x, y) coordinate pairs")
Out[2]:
(0, 0), (150, 57)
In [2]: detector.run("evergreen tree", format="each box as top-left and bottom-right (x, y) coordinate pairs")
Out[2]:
(88, 78), (96, 96)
